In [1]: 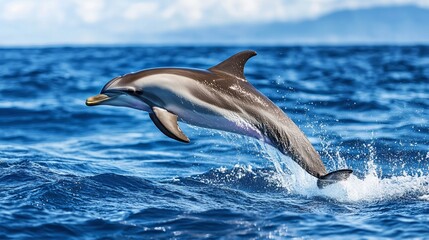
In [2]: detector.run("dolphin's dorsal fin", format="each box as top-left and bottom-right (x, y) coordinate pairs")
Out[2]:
(149, 107), (190, 143)
(209, 50), (257, 81)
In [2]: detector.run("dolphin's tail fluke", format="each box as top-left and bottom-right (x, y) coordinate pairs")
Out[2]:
(317, 169), (353, 189)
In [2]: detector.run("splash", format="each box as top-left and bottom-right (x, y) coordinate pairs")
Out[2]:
(260, 141), (429, 202)
(186, 120), (429, 203)
(192, 125), (428, 202)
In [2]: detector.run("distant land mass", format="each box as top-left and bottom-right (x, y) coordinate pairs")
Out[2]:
(157, 5), (429, 45)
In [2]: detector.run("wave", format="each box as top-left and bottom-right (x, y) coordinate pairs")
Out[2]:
(2, 137), (428, 205)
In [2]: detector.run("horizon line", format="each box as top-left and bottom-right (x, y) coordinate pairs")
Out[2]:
(1, 42), (429, 49)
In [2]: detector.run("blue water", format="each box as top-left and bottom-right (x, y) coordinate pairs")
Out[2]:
(0, 46), (428, 239)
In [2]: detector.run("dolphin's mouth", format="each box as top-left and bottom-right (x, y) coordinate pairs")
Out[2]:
(86, 94), (117, 106)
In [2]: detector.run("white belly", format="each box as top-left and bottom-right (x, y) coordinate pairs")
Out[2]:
(172, 104), (265, 142)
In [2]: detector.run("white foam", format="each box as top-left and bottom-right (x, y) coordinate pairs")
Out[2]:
(190, 128), (429, 203)
(260, 144), (429, 203)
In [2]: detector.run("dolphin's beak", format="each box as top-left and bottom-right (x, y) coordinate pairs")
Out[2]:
(86, 94), (116, 106)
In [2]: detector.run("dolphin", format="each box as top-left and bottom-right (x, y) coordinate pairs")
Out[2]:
(86, 50), (352, 188)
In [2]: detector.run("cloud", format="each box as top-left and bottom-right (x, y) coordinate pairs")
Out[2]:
(123, 2), (159, 20)
(2, 1), (35, 21)
(74, 0), (105, 24)
(0, 0), (428, 45)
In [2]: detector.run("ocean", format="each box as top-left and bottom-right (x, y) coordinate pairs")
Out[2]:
(0, 46), (428, 239)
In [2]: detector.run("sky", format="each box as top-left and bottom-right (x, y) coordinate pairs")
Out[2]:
(0, 0), (428, 45)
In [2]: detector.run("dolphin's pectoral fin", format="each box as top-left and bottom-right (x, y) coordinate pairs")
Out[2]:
(209, 50), (257, 81)
(317, 169), (353, 189)
(149, 107), (190, 143)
